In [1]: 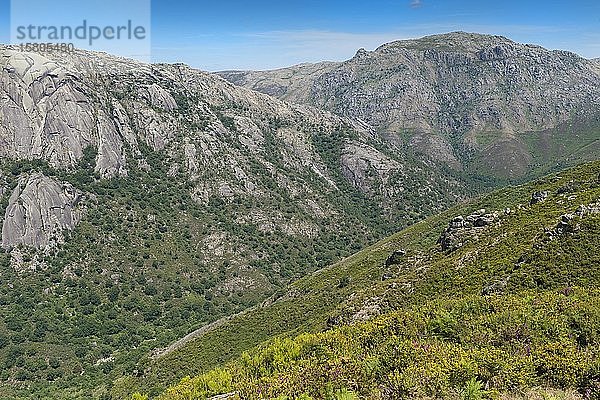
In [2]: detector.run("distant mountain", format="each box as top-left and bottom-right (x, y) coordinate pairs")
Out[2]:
(127, 160), (600, 399)
(218, 32), (600, 179)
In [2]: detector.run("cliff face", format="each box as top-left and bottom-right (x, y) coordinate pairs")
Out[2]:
(0, 45), (467, 254)
(0, 51), (128, 177)
(1, 173), (84, 250)
(218, 32), (600, 178)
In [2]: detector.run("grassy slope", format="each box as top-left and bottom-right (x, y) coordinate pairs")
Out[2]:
(469, 114), (600, 181)
(160, 288), (600, 399)
(119, 160), (600, 398)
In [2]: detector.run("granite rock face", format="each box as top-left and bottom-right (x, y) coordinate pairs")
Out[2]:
(1, 173), (84, 250)
(0, 50), (185, 178)
(0, 51), (125, 177)
(0, 45), (469, 253)
(218, 32), (600, 178)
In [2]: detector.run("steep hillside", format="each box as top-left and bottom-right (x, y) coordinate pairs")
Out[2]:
(218, 32), (600, 179)
(160, 289), (600, 400)
(0, 46), (480, 399)
(122, 160), (600, 399)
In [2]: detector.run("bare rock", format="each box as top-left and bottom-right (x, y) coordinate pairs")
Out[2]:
(576, 202), (600, 216)
(438, 209), (498, 251)
(1, 173), (84, 250)
(385, 249), (406, 266)
(530, 191), (548, 205)
(340, 142), (401, 195)
(144, 83), (178, 111)
(547, 200), (600, 238)
(95, 111), (127, 177)
(0, 50), (127, 177)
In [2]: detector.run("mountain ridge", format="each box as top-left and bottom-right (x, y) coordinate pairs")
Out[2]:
(217, 32), (600, 179)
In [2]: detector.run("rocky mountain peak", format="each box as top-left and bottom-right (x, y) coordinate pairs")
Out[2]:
(375, 31), (517, 53)
(353, 48), (369, 59)
(218, 33), (600, 179)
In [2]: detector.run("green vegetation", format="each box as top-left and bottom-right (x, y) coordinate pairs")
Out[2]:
(125, 160), (600, 399)
(158, 288), (600, 399)
(0, 127), (484, 398)
(467, 114), (600, 181)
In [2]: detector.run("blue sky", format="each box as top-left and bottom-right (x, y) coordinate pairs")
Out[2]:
(1, 0), (599, 70)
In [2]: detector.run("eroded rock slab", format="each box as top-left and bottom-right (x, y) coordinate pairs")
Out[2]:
(1, 173), (84, 250)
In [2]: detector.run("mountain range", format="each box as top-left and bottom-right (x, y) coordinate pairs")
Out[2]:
(218, 32), (600, 179)
(0, 32), (599, 399)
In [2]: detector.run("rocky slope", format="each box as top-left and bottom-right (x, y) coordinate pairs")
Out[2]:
(218, 32), (600, 178)
(128, 160), (600, 400)
(0, 46), (471, 254)
(0, 48), (472, 253)
(1, 173), (84, 251)
(219, 62), (338, 102)
(0, 46), (477, 398)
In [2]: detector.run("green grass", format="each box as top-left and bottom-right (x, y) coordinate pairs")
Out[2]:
(120, 160), (600, 399)
(521, 113), (600, 179)
(157, 288), (600, 400)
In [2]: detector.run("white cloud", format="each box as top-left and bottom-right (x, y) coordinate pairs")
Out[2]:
(236, 30), (411, 60)
(410, 0), (423, 9)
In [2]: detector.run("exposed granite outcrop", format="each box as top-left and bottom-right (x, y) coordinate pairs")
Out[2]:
(437, 208), (499, 251)
(1, 173), (84, 250)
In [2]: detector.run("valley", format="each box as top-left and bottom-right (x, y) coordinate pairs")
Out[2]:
(0, 32), (599, 399)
